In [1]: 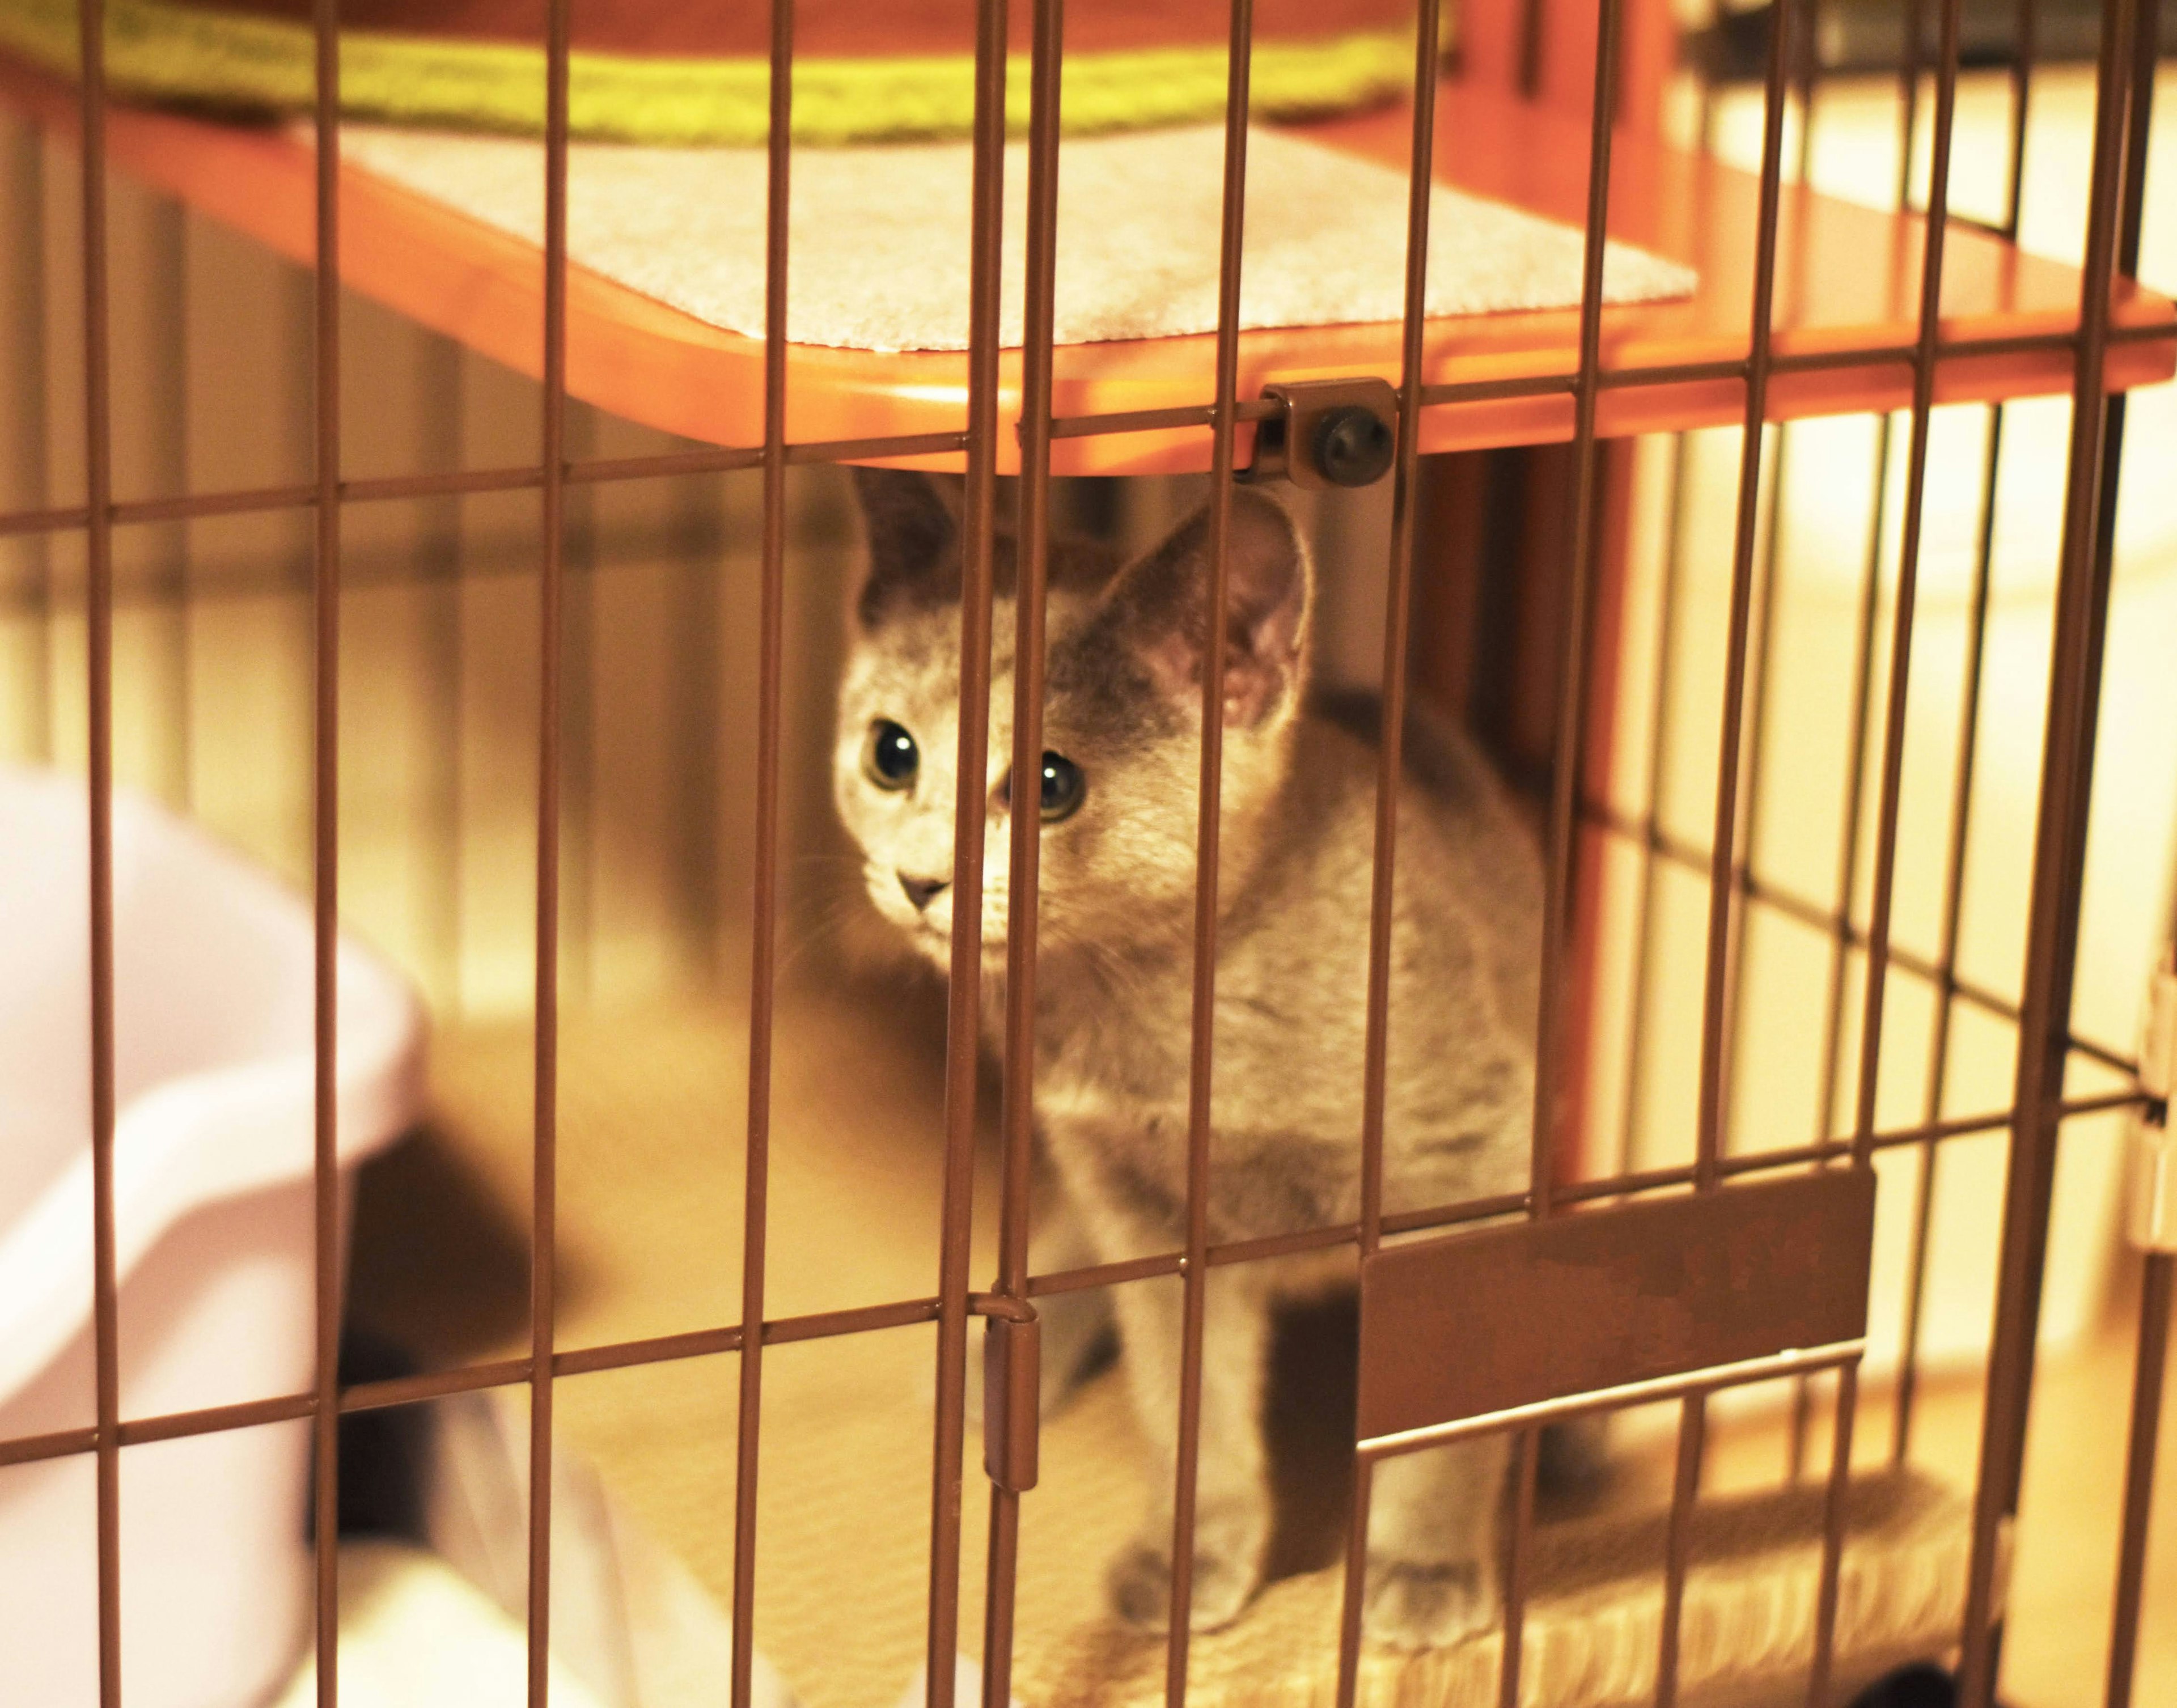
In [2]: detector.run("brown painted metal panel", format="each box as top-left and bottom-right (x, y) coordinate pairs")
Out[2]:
(1356, 1169), (1875, 1441)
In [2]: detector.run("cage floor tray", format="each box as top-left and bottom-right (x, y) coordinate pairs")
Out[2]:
(354, 992), (1999, 1708)
(1, 50), (2170, 471)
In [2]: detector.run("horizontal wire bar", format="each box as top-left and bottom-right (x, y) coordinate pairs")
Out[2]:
(1021, 1086), (2148, 1299)
(1582, 798), (2141, 1075)
(0, 1076), (2145, 1472)
(5, 319), (2169, 545)
(1047, 398), (1283, 439)
(0, 1295), (948, 1469)
(1361, 1341), (1867, 1460)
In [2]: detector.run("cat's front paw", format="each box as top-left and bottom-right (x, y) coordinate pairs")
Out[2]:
(1363, 1556), (1499, 1651)
(1108, 1526), (1260, 1633)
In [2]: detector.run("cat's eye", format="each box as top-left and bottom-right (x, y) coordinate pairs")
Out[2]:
(1036, 752), (1086, 821)
(863, 719), (919, 790)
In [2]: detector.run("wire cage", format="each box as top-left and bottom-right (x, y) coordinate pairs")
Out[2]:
(0, 1), (2174, 1707)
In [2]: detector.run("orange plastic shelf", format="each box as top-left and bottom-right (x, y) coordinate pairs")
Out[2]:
(4, 50), (2170, 473)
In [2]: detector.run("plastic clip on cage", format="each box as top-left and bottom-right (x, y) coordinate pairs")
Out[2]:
(0, 766), (424, 1708)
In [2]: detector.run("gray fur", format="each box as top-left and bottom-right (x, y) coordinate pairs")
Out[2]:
(832, 473), (1543, 1647)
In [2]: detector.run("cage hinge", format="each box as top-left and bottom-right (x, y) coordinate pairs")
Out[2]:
(981, 1310), (1041, 1493)
(2129, 950), (2176, 1254)
(2141, 946), (2175, 1102)
(1240, 378), (1399, 489)
(2131, 1118), (2177, 1253)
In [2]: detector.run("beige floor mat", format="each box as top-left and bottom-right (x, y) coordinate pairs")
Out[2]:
(327, 124), (1696, 353)
(352, 987), (1994, 1708)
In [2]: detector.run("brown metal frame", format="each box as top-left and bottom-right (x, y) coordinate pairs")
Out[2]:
(12, 0), (2176, 1704)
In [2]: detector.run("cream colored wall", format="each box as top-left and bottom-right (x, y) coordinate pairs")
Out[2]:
(1579, 66), (2177, 1383)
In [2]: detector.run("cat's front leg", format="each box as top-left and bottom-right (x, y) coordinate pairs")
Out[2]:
(1106, 1264), (1275, 1632)
(1362, 1435), (1511, 1649)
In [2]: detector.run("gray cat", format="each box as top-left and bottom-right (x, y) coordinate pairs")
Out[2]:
(833, 470), (1543, 1648)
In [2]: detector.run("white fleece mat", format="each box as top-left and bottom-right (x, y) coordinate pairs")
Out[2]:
(330, 122), (1696, 353)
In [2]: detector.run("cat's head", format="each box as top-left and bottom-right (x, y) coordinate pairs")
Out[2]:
(834, 469), (1312, 967)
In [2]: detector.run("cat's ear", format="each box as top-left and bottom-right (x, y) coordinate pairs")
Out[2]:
(1104, 489), (1308, 728)
(853, 469), (962, 625)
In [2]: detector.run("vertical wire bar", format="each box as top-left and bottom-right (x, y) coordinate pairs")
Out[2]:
(1162, 1), (1253, 1694)
(1805, 1361), (1860, 1705)
(1532, 0), (1624, 1240)
(1501, 1), (1624, 1696)
(731, 5), (794, 1705)
(2096, 6), (2164, 1694)
(1357, 0), (1447, 1262)
(1806, 0), (1926, 1164)
(526, 3), (571, 1705)
(1715, 435), (1788, 1179)
(1888, 0), (2035, 1431)
(1819, 0), (1967, 1574)
(78, 1), (120, 1702)
(1496, 1429), (1540, 1708)
(930, 0), (1006, 1700)
(1663, 5), (1795, 1689)
(1956, 0), (2139, 1686)
(1344, 14), (1445, 1691)
(985, 0), (1062, 1696)
(1002, 0), (1062, 1329)
(1848, 0), (1966, 1172)
(1693, 0), (1796, 1195)
(308, 3), (342, 1703)
(1653, 1391), (1708, 1708)
(1891, 405), (2003, 1462)
(2105, 1251), (2172, 1707)
(1898, 0), (2044, 1474)
(1334, 1454), (1376, 1708)
(1717, 0), (1823, 1207)
(1791, 7), (1924, 1467)
(1612, 435), (1693, 1169)
(2004, 0), (2040, 241)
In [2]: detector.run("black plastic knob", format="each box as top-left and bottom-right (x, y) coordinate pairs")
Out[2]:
(1312, 405), (1396, 488)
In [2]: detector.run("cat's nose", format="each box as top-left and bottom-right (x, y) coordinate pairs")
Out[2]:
(899, 874), (950, 912)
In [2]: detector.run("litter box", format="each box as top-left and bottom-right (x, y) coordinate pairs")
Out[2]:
(0, 765), (425, 1708)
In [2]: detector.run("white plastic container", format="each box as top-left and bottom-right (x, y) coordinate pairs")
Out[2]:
(0, 766), (424, 1708)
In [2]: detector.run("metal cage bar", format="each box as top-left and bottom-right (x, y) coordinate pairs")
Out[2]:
(1355, 0), (1452, 1267)
(11, 332), (2177, 548)
(1653, 0), (1799, 1694)
(1890, 0), (2045, 1470)
(727, 5), (796, 1706)
(1338, 1), (1450, 1694)
(1959, 0), (2146, 1688)
(979, 1), (1065, 1703)
(522, 3), (574, 1706)
(0, 1084), (2149, 1470)
(935, 4), (1010, 1706)
(75, 0), (121, 1702)
(1161, 1), (1256, 1697)
(307, 1), (343, 1703)
(1498, 0), (1628, 1697)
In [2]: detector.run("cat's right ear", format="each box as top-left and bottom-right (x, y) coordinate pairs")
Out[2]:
(853, 469), (960, 626)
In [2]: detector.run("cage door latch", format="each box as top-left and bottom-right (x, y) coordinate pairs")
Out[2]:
(1240, 378), (1399, 489)
(2129, 948), (2176, 1253)
(978, 1304), (1041, 1493)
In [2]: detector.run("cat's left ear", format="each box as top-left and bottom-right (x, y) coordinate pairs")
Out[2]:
(853, 469), (963, 626)
(1104, 489), (1309, 728)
